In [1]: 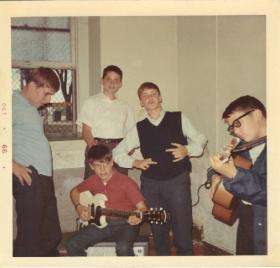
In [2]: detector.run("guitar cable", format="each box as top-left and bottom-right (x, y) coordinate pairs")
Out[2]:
(192, 169), (212, 207)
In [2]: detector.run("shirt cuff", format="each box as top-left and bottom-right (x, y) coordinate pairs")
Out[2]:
(222, 169), (240, 191)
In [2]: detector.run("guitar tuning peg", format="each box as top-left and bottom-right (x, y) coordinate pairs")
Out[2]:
(150, 207), (154, 210)
(151, 221), (154, 224)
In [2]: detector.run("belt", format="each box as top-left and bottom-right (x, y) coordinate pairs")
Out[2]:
(95, 138), (123, 144)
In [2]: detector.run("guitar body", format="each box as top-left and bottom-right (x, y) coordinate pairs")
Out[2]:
(212, 203), (239, 226)
(212, 179), (237, 209)
(79, 191), (108, 229)
(211, 155), (252, 225)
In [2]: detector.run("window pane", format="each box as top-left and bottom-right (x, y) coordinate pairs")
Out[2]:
(11, 68), (22, 91)
(12, 17), (71, 63)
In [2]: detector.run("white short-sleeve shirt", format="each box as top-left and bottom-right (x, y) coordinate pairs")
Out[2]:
(77, 92), (135, 139)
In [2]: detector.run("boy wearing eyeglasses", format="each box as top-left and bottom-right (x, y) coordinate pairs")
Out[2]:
(66, 144), (147, 256)
(208, 95), (267, 255)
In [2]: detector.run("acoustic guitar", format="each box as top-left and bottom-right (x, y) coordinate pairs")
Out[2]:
(77, 190), (169, 229)
(210, 136), (266, 225)
(211, 155), (252, 225)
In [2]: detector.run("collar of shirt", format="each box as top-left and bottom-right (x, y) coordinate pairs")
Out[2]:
(146, 110), (166, 126)
(249, 143), (265, 164)
(100, 91), (117, 103)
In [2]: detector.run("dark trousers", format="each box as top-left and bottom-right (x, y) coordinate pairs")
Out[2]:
(83, 143), (128, 179)
(236, 202), (254, 255)
(13, 166), (62, 257)
(66, 219), (139, 256)
(140, 171), (193, 256)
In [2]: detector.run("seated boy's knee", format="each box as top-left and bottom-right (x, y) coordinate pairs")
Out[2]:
(116, 243), (134, 256)
(65, 239), (74, 254)
(65, 238), (86, 256)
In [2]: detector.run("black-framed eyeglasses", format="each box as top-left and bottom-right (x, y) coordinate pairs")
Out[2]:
(227, 109), (255, 133)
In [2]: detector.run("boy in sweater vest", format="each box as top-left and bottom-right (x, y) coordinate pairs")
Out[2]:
(113, 82), (207, 255)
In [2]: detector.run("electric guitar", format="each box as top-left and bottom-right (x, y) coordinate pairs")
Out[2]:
(77, 191), (169, 229)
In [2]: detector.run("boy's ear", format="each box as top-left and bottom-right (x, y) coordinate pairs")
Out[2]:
(109, 158), (114, 167)
(88, 161), (93, 170)
(254, 109), (263, 120)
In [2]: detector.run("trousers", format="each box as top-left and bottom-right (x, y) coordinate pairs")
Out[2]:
(236, 202), (254, 255)
(66, 218), (139, 256)
(13, 166), (62, 257)
(140, 171), (193, 256)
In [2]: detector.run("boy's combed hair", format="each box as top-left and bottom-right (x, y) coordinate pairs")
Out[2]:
(102, 65), (123, 80)
(87, 144), (112, 163)
(26, 67), (60, 92)
(137, 82), (161, 98)
(222, 95), (266, 119)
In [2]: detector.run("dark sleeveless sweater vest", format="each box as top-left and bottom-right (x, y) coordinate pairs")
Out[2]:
(137, 111), (192, 181)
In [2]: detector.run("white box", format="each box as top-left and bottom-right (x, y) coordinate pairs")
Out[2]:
(86, 242), (148, 256)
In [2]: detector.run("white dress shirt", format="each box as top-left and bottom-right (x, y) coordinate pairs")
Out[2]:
(77, 92), (135, 139)
(113, 110), (207, 168)
(241, 143), (265, 205)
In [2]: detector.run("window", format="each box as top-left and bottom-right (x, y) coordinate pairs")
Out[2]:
(11, 17), (79, 140)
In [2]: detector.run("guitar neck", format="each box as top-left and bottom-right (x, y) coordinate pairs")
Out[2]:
(99, 207), (140, 218)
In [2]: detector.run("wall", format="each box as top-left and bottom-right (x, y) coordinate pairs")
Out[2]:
(99, 16), (178, 117)
(177, 16), (266, 253)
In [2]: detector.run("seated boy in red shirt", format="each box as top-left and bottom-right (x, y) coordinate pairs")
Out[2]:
(66, 144), (146, 256)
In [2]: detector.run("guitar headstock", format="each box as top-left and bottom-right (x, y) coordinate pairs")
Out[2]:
(144, 207), (169, 224)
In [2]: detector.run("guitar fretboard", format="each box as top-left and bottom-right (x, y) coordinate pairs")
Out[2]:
(99, 207), (141, 218)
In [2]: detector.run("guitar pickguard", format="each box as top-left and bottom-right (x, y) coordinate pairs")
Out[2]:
(79, 191), (108, 229)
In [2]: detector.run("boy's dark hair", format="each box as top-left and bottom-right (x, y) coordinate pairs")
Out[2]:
(137, 82), (161, 98)
(222, 95), (266, 119)
(102, 65), (123, 80)
(87, 144), (112, 163)
(26, 67), (60, 92)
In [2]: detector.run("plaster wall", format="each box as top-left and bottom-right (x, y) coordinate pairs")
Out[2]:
(99, 16), (178, 118)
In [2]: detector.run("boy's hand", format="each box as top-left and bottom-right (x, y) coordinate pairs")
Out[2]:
(133, 159), (157, 170)
(166, 143), (188, 162)
(127, 214), (142, 225)
(76, 205), (91, 221)
(12, 161), (33, 186)
(209, 153), (237, 179)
